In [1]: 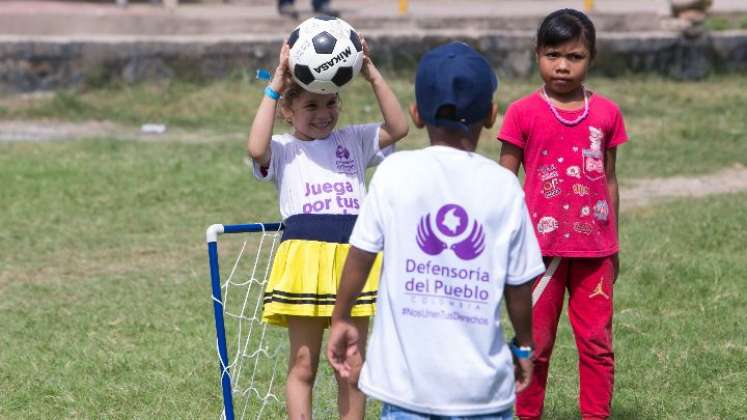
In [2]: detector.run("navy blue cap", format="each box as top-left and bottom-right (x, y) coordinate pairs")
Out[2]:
(415, 42), (498, 130)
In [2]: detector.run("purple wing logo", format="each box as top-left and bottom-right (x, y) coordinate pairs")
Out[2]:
(416, 204), (486, 260)
(451, 221), (485, 260)
(336, 145), (350, 160)
(417, 214), (447, 256)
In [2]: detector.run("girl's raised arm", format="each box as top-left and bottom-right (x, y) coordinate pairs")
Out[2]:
(247, 42), (291, 167)
(360, 36), (409, 149)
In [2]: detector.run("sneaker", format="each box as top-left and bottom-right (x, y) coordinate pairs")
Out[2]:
(278, 4), (299, 19)
(314, 4), (340, 18)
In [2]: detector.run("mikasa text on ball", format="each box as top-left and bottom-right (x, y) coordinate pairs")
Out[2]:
(287, 16), (364, 94)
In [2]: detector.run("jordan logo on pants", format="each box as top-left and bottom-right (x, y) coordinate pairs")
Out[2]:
(588, 278), (609, 299)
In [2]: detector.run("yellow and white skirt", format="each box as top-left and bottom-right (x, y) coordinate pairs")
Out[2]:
(262, 214), (381, 327)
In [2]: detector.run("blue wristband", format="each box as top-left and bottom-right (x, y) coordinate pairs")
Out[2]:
(509, 338), (533, 360)
(264, 86), (281, 100)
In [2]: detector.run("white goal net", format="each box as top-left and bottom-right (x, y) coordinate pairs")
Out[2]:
(206, 223), (341, 420)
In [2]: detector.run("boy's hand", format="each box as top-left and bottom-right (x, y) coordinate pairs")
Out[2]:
(504, 282), (534, 393)
(326, 319), (363, 384)
(270, 41), (292, 94)
(514, 356), (533, 393)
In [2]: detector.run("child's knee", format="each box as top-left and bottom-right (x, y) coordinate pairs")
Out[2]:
(576, 329), (613, 356)
(533, 331), (559, 358)
(288, 353), (319, 384)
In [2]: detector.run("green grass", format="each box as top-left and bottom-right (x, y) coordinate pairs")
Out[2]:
(3, 74), (746, 180)
(705, 17), (732, 31)
(704, 14), (747, 30)
(1, 76), (746, 418)
(541, 194), (747, 419)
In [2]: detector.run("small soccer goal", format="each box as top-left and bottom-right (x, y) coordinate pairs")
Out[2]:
(206, 222), (284, 420)
(205, 222), (343, 420)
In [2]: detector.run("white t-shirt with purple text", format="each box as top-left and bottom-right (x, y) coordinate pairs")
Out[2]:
(252, 123), (392, 219)
(350, 146), (545, 416)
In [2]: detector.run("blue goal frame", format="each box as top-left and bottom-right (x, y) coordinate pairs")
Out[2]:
(206, 222), (283, 420)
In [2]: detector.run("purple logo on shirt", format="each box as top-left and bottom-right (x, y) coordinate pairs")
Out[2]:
(335, 144), (356, 175)
(336, 145), (350, 160)
(416, 204), (485, 260)
(435, 204), (468, 237)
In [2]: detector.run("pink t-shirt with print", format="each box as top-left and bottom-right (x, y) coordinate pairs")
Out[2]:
(498, 91), (628, 257)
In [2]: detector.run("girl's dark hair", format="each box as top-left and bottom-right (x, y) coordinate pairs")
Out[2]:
(536, 9), (596, 58)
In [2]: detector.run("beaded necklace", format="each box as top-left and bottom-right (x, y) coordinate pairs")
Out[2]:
(541, 86), (589, 126)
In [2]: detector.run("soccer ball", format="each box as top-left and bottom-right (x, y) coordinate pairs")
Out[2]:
(287, 16), (364, 94)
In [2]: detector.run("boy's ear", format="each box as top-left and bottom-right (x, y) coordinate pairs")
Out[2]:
(483, 104), (499, 129)
(409, 103), (425, 129)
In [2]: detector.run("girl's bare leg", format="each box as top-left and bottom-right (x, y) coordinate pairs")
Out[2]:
(286, 317), (327, 420)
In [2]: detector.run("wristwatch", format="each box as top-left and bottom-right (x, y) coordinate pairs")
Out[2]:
(509, 338), (533, 360)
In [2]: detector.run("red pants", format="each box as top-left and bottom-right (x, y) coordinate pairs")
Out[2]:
(516, 256), (615, 420)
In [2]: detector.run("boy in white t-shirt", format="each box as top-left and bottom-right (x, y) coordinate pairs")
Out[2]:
(326, 42), (545, 419)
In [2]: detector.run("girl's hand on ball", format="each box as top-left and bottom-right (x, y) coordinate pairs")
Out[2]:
(361, 33), (370, 57)
(271, 42), (292, 94)
(360, 34), (376, 83)
(358, 33), (373, 82)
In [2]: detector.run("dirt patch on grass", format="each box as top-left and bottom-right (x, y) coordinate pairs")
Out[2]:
(3, 119), (746, 208)
(0, 119), (123, 142)
(0, 244), (204, 289)
(621, 163), (747, 211)
(0, 119), (241, 143)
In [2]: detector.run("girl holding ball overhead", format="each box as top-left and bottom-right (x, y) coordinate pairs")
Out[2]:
(247, 22), (407, 419)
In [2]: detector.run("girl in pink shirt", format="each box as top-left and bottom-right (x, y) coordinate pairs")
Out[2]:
(498, 9), (628, 420)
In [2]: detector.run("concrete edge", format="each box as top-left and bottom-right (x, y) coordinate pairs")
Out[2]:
(1, 30), (746, 92)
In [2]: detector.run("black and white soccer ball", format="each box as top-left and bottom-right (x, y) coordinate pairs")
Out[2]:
(287, 16), (364, 94)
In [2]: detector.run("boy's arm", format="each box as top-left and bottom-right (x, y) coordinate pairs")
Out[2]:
(504, 281), (533, 393)
(605, 147), (620, 281)
(332, 246), (376, 321)
(499, 142), (523, 175)
(246, 43), (290, 167)
(360, 36), (409, 149)
(327, 247), (377, 380)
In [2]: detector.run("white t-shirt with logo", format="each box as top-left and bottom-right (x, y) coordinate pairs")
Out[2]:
(252, 124), (392, 219)
(350, 145), (545, 416)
